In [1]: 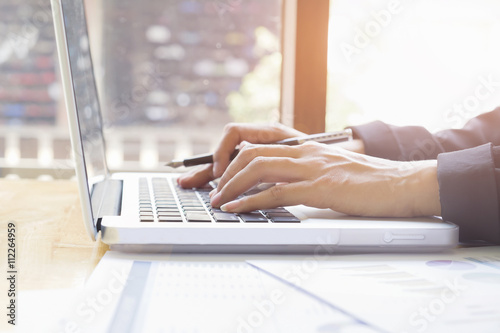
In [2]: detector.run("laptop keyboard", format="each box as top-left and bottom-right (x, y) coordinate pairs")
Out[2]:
(138, 177), (300, 224)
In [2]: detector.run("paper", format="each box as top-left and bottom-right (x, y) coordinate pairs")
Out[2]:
(49, 252), (381, 333)
(248, 246), (500, 333)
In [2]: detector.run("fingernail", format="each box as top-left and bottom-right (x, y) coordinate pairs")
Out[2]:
(209, 189), (217, 198)
(220, 200), (241, 212)
(211, 192), (221, 207)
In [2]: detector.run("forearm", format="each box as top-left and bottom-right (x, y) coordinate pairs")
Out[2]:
(336, 139), (441, 217)
(335, 138), (365, 154)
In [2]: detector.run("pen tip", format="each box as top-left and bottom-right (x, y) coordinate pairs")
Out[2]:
(165, 160), (183, 168)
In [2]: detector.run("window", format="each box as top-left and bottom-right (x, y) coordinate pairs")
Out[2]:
(327, 0), (500, 132)
(0, 0), (283, 177)
(95, 0), (283, 169)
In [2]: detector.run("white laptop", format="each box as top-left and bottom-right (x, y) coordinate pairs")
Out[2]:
(51, 0), (458, 253)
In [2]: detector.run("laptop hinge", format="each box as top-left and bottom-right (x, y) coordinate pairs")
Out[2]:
(91, 179), (123, 218)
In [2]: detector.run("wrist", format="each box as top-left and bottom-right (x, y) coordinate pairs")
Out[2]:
(407, 160), (441, 216)
(336, 139), (365, 154)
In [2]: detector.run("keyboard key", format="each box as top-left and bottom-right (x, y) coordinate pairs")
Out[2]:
(239, 212), (269, 223)
(156, 204), (178, 209)
(155, 198), (175, 202)
(269, 215), (300, 223)
(267, 212), (297, 217)
(158, 216), (183, 222)
(155, 199), (177, 204)
(185, 212), (212, 222)
(157, 212), (182, 217)
(183, 206), (206, 212)
(213, 212), (241, 223)
(262, 208), (289, 213)
(156, 208), (180, 213)
(180, 200), (202, 205)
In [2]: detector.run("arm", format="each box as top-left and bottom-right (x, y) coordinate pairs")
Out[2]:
(351, 107), (500, 244)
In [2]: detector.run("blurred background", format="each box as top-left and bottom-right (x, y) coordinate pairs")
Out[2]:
(1, 0), (500, 179)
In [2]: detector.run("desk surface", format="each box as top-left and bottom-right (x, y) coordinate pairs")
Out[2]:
(0, 179), (108, 292)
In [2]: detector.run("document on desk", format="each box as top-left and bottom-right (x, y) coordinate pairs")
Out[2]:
(248, 246), (500, 333)
(50, 252), (381, 333)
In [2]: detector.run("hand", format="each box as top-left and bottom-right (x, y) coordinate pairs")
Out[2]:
(177, 122), (305, 188)
(210, 141), (441, 217)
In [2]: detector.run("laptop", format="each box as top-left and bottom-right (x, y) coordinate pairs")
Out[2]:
(51, 0), (458, 253)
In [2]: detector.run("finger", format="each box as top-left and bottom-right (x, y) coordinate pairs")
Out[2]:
(212, 123), (305, 178)
(211, 156), (306, 208)
(177, 164), (214, 189)
(212, 125), (245, 178)
(216, 144), (303, 193)
(226, 123), (305, 145)
(220, 182), (308, 213)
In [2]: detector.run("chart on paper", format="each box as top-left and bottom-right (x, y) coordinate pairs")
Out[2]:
(248, 246), (500, 333)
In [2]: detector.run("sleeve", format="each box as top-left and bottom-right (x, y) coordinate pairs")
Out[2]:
(350, 107), (500, 244)
(350, 107), (500, 161)
(437, 144), (500, 244)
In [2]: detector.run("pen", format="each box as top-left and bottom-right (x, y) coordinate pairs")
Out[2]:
(165, 129), (352, 168)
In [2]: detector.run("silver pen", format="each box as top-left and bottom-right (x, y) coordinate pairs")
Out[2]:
(165, 129), (352, 168)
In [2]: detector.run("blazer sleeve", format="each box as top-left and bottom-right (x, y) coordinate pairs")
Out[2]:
(437, 144), (500, 244)
(350, 107), (500, 244)
(350, 107), (500, 161)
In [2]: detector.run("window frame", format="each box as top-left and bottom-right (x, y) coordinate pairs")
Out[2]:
(281, 0), (330, 134)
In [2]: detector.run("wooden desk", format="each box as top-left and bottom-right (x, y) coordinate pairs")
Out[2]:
(0, 179), (108, 293)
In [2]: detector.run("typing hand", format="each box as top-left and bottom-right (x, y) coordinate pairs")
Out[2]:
(177, 123), (304, 188)
(209, 141), (441, 218)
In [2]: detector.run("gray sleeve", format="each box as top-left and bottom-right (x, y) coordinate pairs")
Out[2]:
(350, 120), (443, 161)
(437, 144), (500, 244)
(350, 107), (500, 161)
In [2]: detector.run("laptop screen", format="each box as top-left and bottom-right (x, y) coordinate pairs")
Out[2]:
(60, 0), (108, 219)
